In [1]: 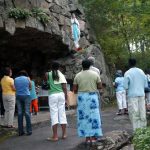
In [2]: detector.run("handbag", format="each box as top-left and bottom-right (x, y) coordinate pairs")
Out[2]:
(41, 81), (50, 90)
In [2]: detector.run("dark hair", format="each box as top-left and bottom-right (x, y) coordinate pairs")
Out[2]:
(4, 67), (11, 76)
(51, 62), (60, 81)
(128, 58), (136, 67)
(82, 59), (91, 70)
(18, 70), (28, 77)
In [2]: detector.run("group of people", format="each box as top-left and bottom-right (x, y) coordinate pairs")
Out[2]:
(0, 57), (149, 144)
(0, 68), (38, 136)
(114, 58), (148, 131)
(45, 57), (102, 144)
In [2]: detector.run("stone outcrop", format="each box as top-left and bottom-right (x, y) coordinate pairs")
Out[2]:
(74, 130), (132, 150)
(0, 0), (112, 89)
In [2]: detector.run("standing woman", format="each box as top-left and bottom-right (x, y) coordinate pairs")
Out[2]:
(47, 62), (68, 141)
(114, 70), (128, 115)
(14, 70), (32, 136)
(73, 59), (103, 144)
(1, 67), (16, 128)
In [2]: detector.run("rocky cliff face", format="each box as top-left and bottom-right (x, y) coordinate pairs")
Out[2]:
(0, 0), (112, 89)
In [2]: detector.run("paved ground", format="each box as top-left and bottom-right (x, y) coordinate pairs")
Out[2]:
(0, 107), (132, 150)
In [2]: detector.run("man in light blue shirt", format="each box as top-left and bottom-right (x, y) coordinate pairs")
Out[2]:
(124, 58), (147, 131)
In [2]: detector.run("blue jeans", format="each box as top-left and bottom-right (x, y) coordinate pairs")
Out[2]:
(16, 95), (32, 134)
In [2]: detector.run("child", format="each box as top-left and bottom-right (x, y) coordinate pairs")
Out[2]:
(30, 79), (38, 115)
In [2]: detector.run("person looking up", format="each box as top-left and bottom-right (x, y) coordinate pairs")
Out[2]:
(46, 61), (68, 141)
(1, 67), (15, 128)
(73, 59), (103, 144)
(124, 58), (147, 131)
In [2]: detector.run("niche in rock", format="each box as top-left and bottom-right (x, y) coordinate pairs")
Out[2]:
(0, 27), (69, 77)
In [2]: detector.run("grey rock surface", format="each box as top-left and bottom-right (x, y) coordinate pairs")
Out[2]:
(0, 0), (112, 90)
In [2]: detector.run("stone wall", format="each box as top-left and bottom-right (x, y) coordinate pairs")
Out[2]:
(0, 0), (112, 88)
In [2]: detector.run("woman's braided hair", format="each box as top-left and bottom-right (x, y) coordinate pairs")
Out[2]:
(51, 61), (60, 81)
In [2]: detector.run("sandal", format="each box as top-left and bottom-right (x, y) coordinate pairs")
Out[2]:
(62, 135), (67, 139)
(47, 137), (58, 142)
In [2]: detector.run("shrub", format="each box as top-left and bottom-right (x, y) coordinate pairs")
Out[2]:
(8, 8), (31, 20)
(31, 7), (50, 26)
(8, 7), (50, 26)
(133, 127), (150, 150)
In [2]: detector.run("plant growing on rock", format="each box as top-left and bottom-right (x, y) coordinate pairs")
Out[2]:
(31, 7), (50, 26)
(133, 127), (150, 150)
(8, 8), (31, 20)
(8, 7), (50, 26)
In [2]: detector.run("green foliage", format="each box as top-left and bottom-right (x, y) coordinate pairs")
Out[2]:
(133, 127), (150, 150)
(31, 7), (50, 26)
(80, 0), (150, 73)
(8, 8), (31, 20)
(8, 7), (50, 26)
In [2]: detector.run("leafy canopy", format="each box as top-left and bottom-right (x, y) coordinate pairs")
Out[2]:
(80, 0), (150, 72)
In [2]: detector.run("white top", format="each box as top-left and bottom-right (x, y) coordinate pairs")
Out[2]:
(90, 66), (100, 76)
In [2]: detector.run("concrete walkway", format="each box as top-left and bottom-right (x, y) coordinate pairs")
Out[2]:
(0, 109), (76, 128)
(0, 107), (133, 150)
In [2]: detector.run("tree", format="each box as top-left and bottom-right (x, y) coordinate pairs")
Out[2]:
(80, 0), (150, 73)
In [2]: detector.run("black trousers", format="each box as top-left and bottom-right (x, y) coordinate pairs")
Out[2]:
(0, 92), (5, 115)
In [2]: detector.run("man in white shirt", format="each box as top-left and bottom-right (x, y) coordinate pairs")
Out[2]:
(88, 56), (101, 76)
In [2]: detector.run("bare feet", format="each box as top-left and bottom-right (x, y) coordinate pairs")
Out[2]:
(47, 137), (58, 141)
(62, 135), (67, 139)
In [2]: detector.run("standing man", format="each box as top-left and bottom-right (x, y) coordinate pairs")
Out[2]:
(124, 58), (147, 131)
(73, 59), (103, 144)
